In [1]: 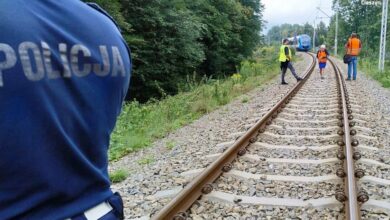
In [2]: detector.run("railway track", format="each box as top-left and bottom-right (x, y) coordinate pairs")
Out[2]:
(151, 54), (390, 220)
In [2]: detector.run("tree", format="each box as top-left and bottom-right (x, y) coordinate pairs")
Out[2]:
(82, 0), (131, 32)
(327, 0), (384, 57)
(266, 23), (315, 44)
(84, 0), (265, 102)
(303, 22), (314, 38)
(121, 0), (205, 101)
(186, 0), (264, 76)
(267, 26), (282, 43)
(316, 21), (328, 46)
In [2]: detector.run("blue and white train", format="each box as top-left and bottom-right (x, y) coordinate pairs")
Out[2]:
(288, 34), (312, 52)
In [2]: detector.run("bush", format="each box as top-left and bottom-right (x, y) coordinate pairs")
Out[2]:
(109, 47), (279, 161)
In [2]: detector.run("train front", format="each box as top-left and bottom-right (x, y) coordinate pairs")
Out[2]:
(297, 34), (312, 51)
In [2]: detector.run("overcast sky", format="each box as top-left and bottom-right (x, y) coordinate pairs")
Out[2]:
(262, 0), (335, 34)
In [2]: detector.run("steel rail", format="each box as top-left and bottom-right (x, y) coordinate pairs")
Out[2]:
(152, 53), (317, 220)
(329, 58), (360, 220)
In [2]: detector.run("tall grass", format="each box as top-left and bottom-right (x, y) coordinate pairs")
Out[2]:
(360, 58), (390, 88)
(109, 47), (280, 161)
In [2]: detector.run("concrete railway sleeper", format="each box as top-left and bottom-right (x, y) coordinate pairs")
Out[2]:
(151, 54), (389, 220)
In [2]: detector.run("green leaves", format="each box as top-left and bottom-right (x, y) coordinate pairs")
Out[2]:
(83, 0), (265, 101)
(107, 0), (263, 102)
(109, 46), (279, 160)
(119, 0), (206, 101)
(267, 23), (323, 45)
(327, 0), (384, 57)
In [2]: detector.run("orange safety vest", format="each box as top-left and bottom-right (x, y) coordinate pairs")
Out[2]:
(317, 50), (327, 63)
(347, 38), (361, 56)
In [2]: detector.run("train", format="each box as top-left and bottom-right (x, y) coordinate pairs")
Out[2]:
(287, 34), (312, 52)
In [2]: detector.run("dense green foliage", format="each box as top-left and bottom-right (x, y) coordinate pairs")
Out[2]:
(266, 22), (328, 46)
(326, 0), (390, 86)
(86, 0), (265, 102)
(326, 0), (386, 57)
(109, 47), (279, 161)
(267, 23), (313, 43)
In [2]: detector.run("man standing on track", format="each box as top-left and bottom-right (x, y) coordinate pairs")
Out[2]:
(0, 1), (131, 219)
(317, 45), (329, 79)
(279, 38), (302, 85)
(345, 33), (362, 80)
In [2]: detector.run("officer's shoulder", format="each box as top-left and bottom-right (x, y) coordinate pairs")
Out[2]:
(85, 2), (121, 32)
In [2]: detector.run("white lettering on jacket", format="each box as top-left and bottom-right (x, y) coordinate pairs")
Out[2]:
(0, 43), (17, 87)
(0, 42), (127, 87)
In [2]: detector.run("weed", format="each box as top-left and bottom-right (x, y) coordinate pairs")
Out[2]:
(231, 73), (242, 84)
(361, 59), (390, 88)
(166, 140), (176, 150)
(109, 169), (129, 183)
(137, 155), (155, 165)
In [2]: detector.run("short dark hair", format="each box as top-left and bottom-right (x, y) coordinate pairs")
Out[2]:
(283, 38), (289, 43)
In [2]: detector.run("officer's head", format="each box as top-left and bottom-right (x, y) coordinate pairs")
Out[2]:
(351, 33), (357, 38)
(282, 38), (289, 45)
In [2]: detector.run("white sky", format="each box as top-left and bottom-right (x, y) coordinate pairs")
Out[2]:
(262, 0), (335, 33)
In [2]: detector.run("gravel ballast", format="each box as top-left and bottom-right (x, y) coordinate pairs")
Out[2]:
(110, 53), (313, 219)
(110, 55), (390, 219)
(333, 58), (390, 218)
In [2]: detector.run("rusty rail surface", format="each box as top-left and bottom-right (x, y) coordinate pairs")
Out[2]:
(329, 58), (361, 220)
(152, 53), (317, 220)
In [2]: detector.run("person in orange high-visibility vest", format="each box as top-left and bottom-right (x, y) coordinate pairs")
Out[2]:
(345, 33), (362, 80)
(316, 45), (329, 79)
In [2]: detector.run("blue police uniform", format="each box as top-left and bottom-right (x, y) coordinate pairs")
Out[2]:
(0, 0), (131, 219)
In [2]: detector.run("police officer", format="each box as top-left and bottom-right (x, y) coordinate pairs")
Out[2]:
(345, 33), (362, 80)
(279, 38), (302, 85)
(0, 1), (131, 219)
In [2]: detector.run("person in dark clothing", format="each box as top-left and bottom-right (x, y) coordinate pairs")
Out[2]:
(279, 38), (302, 85)
(0, 1), (131, 219)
